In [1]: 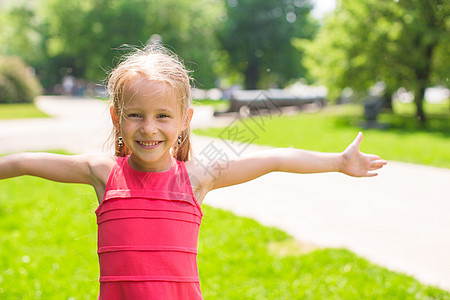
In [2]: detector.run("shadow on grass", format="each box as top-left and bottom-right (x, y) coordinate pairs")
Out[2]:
(334, 109), (450, 138)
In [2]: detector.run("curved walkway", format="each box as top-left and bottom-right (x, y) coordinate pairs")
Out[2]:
(1, 96), (449, 291)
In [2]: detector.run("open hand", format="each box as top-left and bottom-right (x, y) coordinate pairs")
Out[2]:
(340, 132), (387, 177)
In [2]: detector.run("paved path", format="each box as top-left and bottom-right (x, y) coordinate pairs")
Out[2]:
(1, 96), (449, 291)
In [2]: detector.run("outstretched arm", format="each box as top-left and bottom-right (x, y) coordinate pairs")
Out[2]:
(0, 152), (114, 186)
(204, 132), (387, 191)
(277, 132), (386, 177)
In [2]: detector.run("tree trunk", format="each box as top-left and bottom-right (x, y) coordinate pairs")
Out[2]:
(244, 61), (259, 90)
(382, 88), (394, 112)
(415, 87), (426, 124)
(414, 44), (435, 125)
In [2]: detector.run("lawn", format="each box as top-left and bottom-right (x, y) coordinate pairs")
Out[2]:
(0, 103), (49, 120)
(194, 100), (450, 168)
(193, 98), (229, 111)
(0, 176), (448, 299)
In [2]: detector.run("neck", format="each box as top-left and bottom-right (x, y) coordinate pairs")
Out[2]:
(127, 154), (173, 172)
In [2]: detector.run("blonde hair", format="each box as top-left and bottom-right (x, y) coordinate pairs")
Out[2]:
(107, 45), (193, 161)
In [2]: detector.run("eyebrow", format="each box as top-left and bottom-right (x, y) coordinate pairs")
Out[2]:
(123, 106), (176, 114)
(156, 108), (176, 116)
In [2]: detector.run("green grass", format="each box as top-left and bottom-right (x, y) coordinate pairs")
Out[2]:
(0, 103), (49, 120)
(194, 101), (450, 168)
(193, 99), (229, 111)
(0, 177), (99, 299)
(0, 176), (449, 299)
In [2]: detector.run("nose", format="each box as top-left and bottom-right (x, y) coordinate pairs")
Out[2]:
(140, 118), (158, 135)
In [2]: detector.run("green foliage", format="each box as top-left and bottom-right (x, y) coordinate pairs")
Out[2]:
(194, 102), (450, 168)
(218, 0), (318, 89)
(0, 0), (446, 114)
(0, 3), (44, 65)
(0, 0), (224, 89)
(303, 0), (449, 123)
(0, 56), (42, 104)
(1, 176), (448, 298)
(152, 0), (224, 88)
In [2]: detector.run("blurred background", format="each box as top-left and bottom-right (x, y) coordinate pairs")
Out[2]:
(0, 0), (448, 124)
(0, 0), (450, 298)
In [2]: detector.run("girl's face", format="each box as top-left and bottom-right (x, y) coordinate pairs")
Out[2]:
(120, 78), (191, 172)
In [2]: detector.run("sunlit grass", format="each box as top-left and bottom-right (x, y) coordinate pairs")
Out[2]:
(0, 103), (49, 120)
(194, 101), (450, 168)
(193, 98), (229, 111)
(0, 177), (99, 299)
(0, 176), (448, 299)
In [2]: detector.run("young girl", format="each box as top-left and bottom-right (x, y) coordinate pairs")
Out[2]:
(0, 46), (387, 299)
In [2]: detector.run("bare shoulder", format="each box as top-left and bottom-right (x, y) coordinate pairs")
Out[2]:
(184, 150), (282, 203)
(85, 153), (116, 169)
(81, 153), (116, 204)
(83, 153), (116, 185)
(184, 159), (213, 205)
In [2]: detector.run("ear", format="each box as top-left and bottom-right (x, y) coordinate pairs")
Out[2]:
(182, 107), (194, 130)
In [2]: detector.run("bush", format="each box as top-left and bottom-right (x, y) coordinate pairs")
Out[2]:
(0, 56), (42, 103)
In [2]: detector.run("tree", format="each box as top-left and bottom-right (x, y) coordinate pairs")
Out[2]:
(147, 0), (224, 88)
(0, 0), (223, 90)
(219, 0), (317, 89)
(0, 2), (46, 68)
(0, 56), (42, 103)
(303, 0), (449, 124)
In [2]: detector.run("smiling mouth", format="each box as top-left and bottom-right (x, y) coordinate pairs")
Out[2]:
(137, 141), (161, 147)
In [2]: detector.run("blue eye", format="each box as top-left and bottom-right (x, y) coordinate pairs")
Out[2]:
(157, 114), (170, 119)
(128, 113), (142, 118)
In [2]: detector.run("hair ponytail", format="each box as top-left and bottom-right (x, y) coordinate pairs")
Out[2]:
(173, 127), (192, 162)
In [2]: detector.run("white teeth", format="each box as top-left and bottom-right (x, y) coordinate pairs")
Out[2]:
(139, 141), (159, 146)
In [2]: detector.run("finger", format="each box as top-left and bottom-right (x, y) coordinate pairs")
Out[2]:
(367, 154), (381, 160)
(352, 132), (363, 147)
(369, 165), (385, 171)
(371, 159), (388, 167)
(369, 166), (383, 171)
(365, 172), (378, 177)
(369, 160), (387, 172)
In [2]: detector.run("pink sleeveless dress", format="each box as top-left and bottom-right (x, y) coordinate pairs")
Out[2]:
(95, 156), (203, 299)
